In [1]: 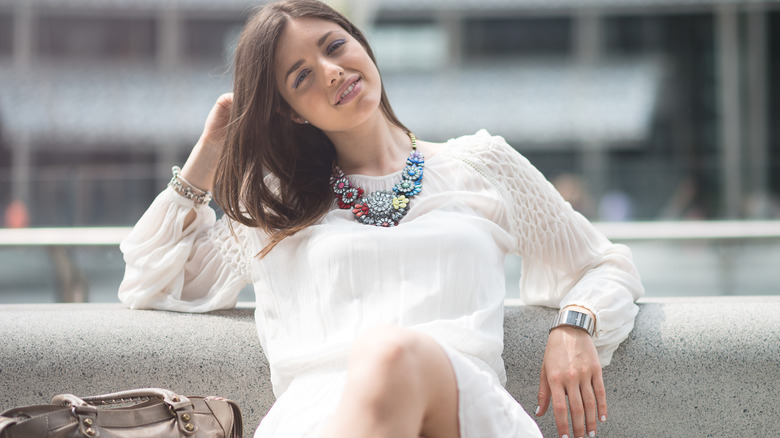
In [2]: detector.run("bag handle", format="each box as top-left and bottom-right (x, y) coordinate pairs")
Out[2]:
(0, 417), (20, 434)
(52, 388), (190, 408)
(52, 389), (198, 436)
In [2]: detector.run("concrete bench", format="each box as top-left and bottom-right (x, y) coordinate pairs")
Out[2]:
(1, 297), (777, 437)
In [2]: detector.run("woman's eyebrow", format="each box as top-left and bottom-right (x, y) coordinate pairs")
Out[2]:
(283, 31), (335, 83)
(285, 60), (305, 82)
(317, 31), (334, 47)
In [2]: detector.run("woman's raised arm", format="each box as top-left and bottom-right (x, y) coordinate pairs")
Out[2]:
(180, 93), (233, 229)
(118, 93), (253, 313)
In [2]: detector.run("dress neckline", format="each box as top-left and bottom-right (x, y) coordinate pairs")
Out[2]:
(345, 137), (451, 182)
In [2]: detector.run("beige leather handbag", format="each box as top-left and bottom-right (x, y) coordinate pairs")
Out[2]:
(0, 388), (242, 438)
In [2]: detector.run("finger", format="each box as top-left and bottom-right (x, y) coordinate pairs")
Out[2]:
(593, 369), (608, 424)
(566, 384), (585, 438)
(217, 92), (233, 107)
(537, 367), (552, 417)
(580, 381), (598, 437)
(217, 93), (233, 106)
(550, 384), (570, 438)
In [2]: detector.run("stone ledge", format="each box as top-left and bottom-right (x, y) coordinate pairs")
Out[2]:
(1, 297), (778, 437)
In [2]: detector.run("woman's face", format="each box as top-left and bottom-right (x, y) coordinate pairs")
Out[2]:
(274, 17), (382, 132)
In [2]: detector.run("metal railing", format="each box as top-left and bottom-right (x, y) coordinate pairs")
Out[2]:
(3, 221), (779, 247)
(2, 221), (780, 302)
(0, 227), (131, 246)
(593, 221), (780, 241)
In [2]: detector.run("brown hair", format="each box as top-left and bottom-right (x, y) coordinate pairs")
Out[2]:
(215, 0), (407, 257)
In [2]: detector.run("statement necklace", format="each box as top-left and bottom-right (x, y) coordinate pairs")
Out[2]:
(331, 132), (424, 227)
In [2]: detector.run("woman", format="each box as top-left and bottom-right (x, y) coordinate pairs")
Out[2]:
(119, 1), (643, 437)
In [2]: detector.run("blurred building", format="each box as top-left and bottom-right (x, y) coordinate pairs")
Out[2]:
(0, 0), (777, 226)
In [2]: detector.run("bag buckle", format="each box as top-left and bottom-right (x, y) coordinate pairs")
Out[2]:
(167, 398), (197, 435)
(71, 405), (98, 438)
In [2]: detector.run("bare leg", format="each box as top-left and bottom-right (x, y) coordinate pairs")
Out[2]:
(319, 326), (460, 438)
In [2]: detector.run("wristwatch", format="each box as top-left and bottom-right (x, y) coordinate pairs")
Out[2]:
(549, 308), (595, 337)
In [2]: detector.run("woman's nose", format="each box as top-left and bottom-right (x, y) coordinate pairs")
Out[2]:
(321, 60), (344, 86)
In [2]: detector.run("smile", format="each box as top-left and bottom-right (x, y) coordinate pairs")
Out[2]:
(335, 77), (361, 105)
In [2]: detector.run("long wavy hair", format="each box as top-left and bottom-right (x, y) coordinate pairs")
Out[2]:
(215, 0), (408, 257)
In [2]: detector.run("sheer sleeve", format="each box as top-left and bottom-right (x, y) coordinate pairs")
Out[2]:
(118, 187), (254, 313)
(461, 130), (644, 366)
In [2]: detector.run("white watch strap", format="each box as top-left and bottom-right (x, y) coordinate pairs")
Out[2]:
(549, 309), (595, 337)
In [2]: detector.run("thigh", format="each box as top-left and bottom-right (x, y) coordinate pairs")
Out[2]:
(350, 326), (460, 438)
(409, 331), (459, 438)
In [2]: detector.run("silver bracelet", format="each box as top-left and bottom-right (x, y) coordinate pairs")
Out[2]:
(168, 166), (213, 205)
(549, 308), (595, 337)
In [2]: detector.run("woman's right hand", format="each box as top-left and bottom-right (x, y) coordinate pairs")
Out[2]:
(180, 93), (234, 195)
(199, 92), (234, 150)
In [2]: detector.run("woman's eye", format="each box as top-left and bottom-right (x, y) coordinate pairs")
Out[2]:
(291, 39), (346, 88)
(294, 70), (310, 88)
(326, 39), (346, 55)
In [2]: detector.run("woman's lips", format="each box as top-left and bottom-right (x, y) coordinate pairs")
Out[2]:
(335, 77), (361, 105)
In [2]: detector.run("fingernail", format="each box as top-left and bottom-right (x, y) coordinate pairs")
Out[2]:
(600, 415), (607, 422)
(589, 431), (596, 437)
(561, 435), (568, 438)
(535, 406), (540, 415)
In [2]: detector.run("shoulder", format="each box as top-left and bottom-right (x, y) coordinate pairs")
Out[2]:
(439, 130), (560, 207)
(442, 129), (521, 161)
(415, 130), (517, 165)
(439, 129), (533, 174)
(447, 129), (509, 148)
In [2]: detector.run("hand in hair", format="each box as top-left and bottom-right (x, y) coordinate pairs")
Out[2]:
(199, 93), (234, 150)
(178, 93), (234, 213)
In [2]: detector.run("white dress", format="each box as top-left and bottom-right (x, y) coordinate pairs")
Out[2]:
(119, 130), (644, 438)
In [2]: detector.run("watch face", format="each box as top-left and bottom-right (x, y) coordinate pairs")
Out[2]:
(551, 310), (594, 336)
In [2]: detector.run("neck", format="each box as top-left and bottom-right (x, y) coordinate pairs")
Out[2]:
(325, 114), (411, 176)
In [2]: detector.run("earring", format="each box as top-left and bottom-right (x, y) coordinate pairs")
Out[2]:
(304, 120), (309, 124)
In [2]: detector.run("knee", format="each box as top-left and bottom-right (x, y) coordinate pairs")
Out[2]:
(342, 327), (455, 419)
(348, 326), (421, 385)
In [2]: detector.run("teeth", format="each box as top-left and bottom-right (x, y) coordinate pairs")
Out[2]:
(341, 84), (354, 98)
(338, 81), (357, 103)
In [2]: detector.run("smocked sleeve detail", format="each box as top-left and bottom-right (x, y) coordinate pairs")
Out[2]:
(451, 130), (644, 366)
(446, 130), (567, 256)
(118, 187), (253, 313)
(206, 215), (255, 283)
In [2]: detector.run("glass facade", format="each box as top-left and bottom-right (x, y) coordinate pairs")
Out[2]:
(37, 14), (157, 61)
(182, 16), (244, 63)
(0, 1), (778, 302)
(770, 12), (780, 205)
(0, 13), (12, 58)
(31, 150), (156, 227)
(464, 16), (572, 58)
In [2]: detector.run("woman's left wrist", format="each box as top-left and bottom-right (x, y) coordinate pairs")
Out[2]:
(561, 305), (595, 319)
(550, 306), (596, 337)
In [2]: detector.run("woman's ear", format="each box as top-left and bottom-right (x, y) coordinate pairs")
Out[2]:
(276, 101), (309, 125)
(290, 112), (308, 125)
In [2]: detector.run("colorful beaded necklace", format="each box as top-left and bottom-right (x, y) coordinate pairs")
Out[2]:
(331, 132), (424, 227)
